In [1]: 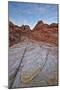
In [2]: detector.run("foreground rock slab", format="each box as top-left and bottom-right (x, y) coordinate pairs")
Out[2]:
(8, 40), (58, 88)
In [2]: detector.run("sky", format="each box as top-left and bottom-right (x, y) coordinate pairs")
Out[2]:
(8, 2), (58, 29)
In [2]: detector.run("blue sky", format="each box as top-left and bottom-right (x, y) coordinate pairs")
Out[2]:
(8, 2), (58, 29)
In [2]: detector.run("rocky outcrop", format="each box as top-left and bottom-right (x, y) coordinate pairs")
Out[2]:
(9, 21), (31, 47)
(9, 21), (22, 47)
(9, 20), (58, 47)
(31, 20), (58, 46)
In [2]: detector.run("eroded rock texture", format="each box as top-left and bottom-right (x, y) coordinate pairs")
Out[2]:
(8, 40), (58, 88)
(9, 20), (58, 47)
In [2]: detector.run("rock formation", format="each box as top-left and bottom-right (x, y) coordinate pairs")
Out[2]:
(9, 21), (31, 46)
(9, 20), (58, 47)
(31, 20), (58, 46)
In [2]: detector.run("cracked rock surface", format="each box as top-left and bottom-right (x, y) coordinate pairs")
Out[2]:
(8, 40), (58, 88)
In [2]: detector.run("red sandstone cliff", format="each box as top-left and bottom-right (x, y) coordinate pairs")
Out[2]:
(9, 20), (58, 47)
